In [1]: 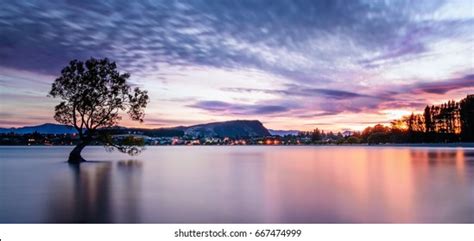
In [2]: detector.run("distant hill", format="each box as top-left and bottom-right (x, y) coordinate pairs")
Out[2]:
(268, 129), (300, 136)
(184, 120), (270, 138)
(0, 123), (77, 134)
(0, 120), (271, 138)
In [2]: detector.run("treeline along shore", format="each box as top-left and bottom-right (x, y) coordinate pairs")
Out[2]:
(1, 94), (473, 146)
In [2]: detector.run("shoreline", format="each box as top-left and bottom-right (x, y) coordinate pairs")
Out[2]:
(1, 143), (474, 147)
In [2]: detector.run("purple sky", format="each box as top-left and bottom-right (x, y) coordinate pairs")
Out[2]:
(0, 0), (473, 130)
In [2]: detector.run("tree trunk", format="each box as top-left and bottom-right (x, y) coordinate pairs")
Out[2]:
(68, 141), (88, 164)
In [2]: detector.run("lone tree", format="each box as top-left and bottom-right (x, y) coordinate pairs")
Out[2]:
(49, 58), (149, 163)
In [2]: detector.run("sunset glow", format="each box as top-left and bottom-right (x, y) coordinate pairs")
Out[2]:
(0, 1), (473, 131)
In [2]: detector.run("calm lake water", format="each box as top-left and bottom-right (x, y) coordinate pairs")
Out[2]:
(1, 146), (474, 223)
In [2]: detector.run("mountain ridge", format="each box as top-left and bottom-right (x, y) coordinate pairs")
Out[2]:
(0, 120), (273, 137)
(0, 123), (78, 134)
(184, 120), (270, 138)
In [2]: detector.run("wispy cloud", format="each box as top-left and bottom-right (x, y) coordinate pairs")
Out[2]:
(0, 0), (472, 130)
(411, 74), (474, 94)
(222, 86), (376, 100)
(188, 100), (292, 116)
(1, 0), (470, 79)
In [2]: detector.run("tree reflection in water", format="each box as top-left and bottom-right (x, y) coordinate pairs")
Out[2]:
(116, 160), (143, 222)
(46, 160), (143, 223)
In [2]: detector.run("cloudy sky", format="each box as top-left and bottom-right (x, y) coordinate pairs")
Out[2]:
(0, 0), (473, 131)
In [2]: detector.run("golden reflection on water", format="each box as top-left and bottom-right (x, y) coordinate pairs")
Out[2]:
(260, 147), (471, 222)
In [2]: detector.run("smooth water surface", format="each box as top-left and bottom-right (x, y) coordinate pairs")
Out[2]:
(1, 146), (474, 223)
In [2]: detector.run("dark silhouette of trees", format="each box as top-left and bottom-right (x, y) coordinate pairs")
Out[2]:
(367, 132), (389, 144)
(346, 136), (361, 144)
(460, 95), (474, 141)
(399, 113), (425, 142)
(49, 58), (149, 163)
(362, 124), (391, 144)
(298, 128), (347, 144)
(424, 106), (433, 133)
(322, 95), (471, 145)
(293, 95), (472, 145)
(422, 101), (460, 136)
(311, 128), (322, 142)
(406, 113), (425, 133)
(361, 95), (471, 144)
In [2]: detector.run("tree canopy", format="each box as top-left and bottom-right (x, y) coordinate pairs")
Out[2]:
(49, 58), (149, 163)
